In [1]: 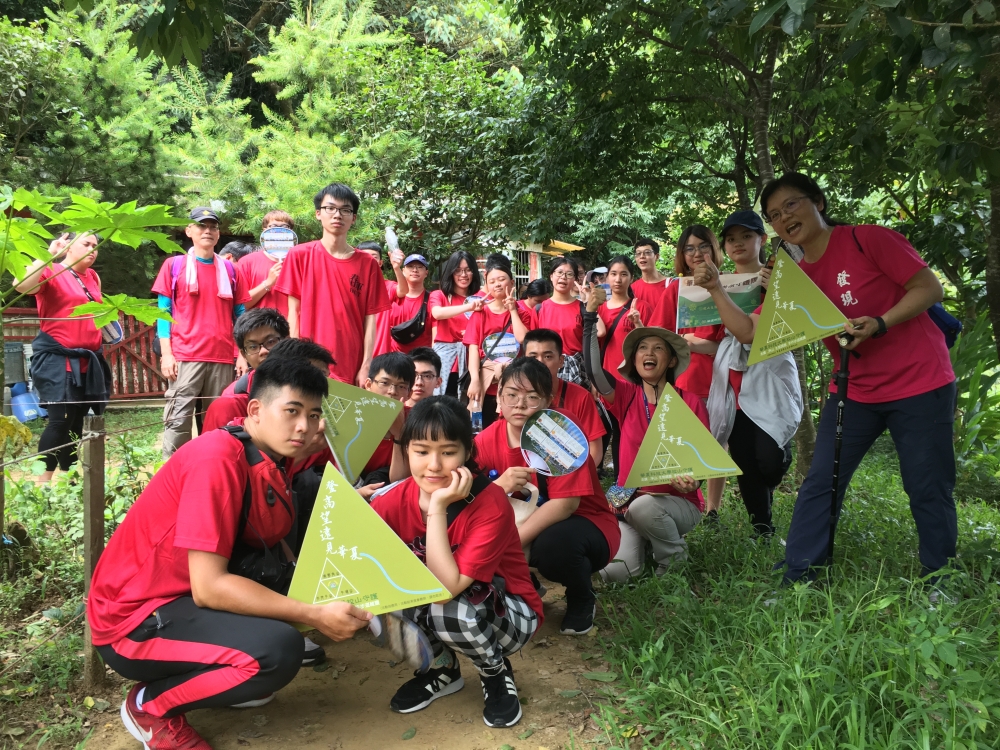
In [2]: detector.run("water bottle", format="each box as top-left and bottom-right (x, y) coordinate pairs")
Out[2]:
(385, 227), (400, 253)
(471, 400), (483, 434)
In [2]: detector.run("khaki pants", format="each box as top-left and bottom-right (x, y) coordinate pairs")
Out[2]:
(600, 494), (702, 582)
(163, 361), (234, 458)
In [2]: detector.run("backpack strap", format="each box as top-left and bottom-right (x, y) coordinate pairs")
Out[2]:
(601, 301), (632, 356)
(445, 472), (494, 526)
(221, 425), (271, 544)
(233, 371), (251, 395)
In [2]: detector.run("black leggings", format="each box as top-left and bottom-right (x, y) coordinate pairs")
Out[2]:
(728, 409), (792, 535)
(98, 596), (302, 718)
(39, 374), (94, 472)
(608, 412), (622, 481)
(530, 515), (610, 606)
(482, 394), (500, 429)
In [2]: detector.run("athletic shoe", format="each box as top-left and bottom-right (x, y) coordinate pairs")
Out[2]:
(302, 636), (326, 666)
(230, 693), (275, 709)
(480, 658), (522, 728)
(120, 683), (211, 750)
(560, 597), (596, 635)
(389, 656), (465, 714)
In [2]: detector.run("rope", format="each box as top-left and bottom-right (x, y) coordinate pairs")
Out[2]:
(0, 610), (85, 680)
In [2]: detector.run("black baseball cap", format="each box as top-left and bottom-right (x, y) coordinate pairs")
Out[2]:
(721, 210), (765, 237)
(189, 207), (220, 223)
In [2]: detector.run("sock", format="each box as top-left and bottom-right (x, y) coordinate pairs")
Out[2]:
(135, 687), (145, 711)
(432, 649), (455, 669)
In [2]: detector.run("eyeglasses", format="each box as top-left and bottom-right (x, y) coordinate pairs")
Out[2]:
(242, 335), (282, 354)
(414, 372), (438, 382)
(683, 242), (713, 256)
(765, 195), (809, 224)
(454, 267), (473, 275)
(552, 271), (576, 280)
(318, 205), (355, 216)
(634, 251), (656, 259)
(373, 379), (409, 394)
(500, 391), (543, 408)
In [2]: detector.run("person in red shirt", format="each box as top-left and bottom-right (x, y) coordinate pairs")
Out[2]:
(154, 207), (252, 458)
(406, 347), (442, 408)
(522, 329), (606, 467)
(697, 172), (957, 586)
(429, 250), (482, 397)
(371, 397), (541, 727)
(274, 184), (391, 386)
(464, 254), (537, 428)
(15, 232), (111, 483)
(389, 254), (433, 353)
(88, 357), (373, 750)
(630, 238), (670, 311)
(581, 292), (705, 579)
(536, 257), (605, 387)
(475, 358), (620, 636)
(519, 278), (553, 312)
(648, 227), (729, 518)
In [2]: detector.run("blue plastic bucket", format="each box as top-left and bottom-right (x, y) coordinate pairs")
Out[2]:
(12, 391), (46, 422)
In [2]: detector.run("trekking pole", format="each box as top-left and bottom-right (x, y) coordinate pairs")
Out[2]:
(827, 334), (858, 564)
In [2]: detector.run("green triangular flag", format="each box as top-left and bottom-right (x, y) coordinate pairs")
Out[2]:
(322, 379), (402, 485)
(747, 248), (848, 365)
(287, 464), (447, 615)
(625, 384), (741, 485)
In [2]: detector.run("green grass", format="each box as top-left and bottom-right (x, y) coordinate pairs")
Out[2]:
(595, 436), (1000, 749)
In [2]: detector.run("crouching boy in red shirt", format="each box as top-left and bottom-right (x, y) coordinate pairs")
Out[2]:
(88, 357), (372, 750)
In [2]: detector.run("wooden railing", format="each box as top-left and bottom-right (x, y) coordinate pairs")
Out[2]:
(3, 307), (167, 400)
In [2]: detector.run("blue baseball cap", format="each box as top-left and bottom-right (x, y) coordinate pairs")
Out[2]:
(721, 210), (765, 237)
(404, 254), (429, 268)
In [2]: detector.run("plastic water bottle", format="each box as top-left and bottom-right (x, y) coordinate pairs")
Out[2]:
(471, 400), (483, 435)
(385, 227), (400, 253)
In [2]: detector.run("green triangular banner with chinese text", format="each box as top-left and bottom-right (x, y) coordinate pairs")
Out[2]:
(287, 464), (446, 616)
(747, 249), (848, 365)
(322, 379), (402, 485)
(625, 384), (741, 486)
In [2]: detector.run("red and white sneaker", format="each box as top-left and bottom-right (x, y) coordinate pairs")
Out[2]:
(120, 684), (212, 750)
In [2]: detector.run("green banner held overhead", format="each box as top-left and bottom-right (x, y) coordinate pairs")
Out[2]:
(747, 249), (848, 365)
(287, 464), (447, 616)
(625, 384), (741, 486)
(322, 379), (402, 485)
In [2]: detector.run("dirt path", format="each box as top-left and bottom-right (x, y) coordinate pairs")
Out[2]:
(88, 585), (615, 750)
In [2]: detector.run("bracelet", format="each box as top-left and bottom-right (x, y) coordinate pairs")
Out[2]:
(393, 439), (402, 445)
(871, 316), (888, 338)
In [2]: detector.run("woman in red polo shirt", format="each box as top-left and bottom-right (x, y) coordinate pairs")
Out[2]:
(15, 232), (111, 482)
(429, 250), (482, 397)
(474, 358), (620, 636)
(371, 396), (540, 728)
(536, 257), (605, 386)
(695, 172), (956, 585)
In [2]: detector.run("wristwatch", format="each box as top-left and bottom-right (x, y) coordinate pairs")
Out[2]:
(872, 316), (887, 338)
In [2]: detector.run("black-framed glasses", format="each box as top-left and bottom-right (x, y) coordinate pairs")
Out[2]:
(634, 250), (656, 259)
(414, 372), (438, 382)
(683, 242), (713, 256)
(765, 195), (809, 224)
(318, 205), (355, 216)
(242, 335), (282, 354)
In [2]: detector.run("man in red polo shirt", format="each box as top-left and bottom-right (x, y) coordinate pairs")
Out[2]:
(274, 184), (391, 385)
(522, 329), (606, 467)
(88, 357), (372, 750)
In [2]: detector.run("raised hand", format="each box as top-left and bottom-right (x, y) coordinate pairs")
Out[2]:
(692, 256), (721, 291)
(626, 306), (643, 327)
(428, 467), (474, 512)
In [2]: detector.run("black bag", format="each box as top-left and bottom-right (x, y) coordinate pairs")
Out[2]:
(222, 426), (296, 594)
(390, 291), (430, 345)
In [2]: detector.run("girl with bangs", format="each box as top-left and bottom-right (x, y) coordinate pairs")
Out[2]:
(370, 396), (541, 728)
(535, 256), (605, 387)
(429, 250), (482, 397)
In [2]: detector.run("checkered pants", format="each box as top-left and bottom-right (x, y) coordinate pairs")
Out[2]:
(432, 342), (466, 396)
(558, 351), (591, 390)
(403, 591), (538, 671)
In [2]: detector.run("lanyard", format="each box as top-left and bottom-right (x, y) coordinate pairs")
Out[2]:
(642, 389), (653, 423)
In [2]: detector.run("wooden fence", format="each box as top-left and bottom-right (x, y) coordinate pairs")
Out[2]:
(3, 307), (166, 399)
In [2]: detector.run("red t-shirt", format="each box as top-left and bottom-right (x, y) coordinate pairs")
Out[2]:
(363, 435), (393, 476)
(648, 280), (725, 400)
(603, 378), (706, 511)
(371, 478), (543, 623)
(473, 418), (620, 559)
(221, 370), (254, 398)
(799, 225), (954, 403)
(34, 265), (103, 373)
(373, 280), (397, 358)
(598, 299), (651, 382)
(275, 243), (391, 383)
(390, 291), (433, 354)
(428, 290), (468, 344)
(553, 379), (605, 442)
(630, 277), (670, 311)
(202, 393), (249, 431)
(537, 299), (585, 355)
(463, 305), (537, 396)
(152, 257), (250, 364)
(237, 251), (288, 316)
(87, 430), (293, 646)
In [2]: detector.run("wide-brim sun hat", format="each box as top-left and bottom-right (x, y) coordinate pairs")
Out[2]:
(618, 326), (691, 380)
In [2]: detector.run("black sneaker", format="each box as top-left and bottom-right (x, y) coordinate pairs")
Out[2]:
(479, 658), (522, 728)
(302, 636), (326, 666)
(559, 596), (596, 635)
(389, 656), (464, 714)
